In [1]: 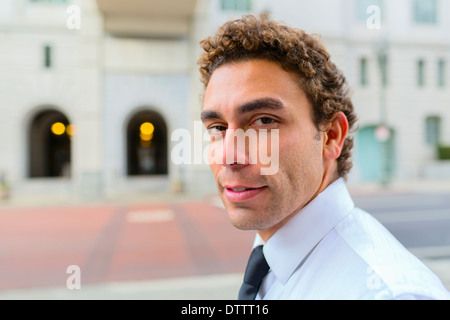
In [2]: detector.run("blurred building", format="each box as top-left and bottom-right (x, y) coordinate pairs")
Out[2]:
(0, 0), (449, 201)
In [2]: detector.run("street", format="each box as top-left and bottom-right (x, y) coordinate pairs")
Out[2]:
(0, 189), (449, 299)
(354, 192), (450, 249)
(0, 199), (254, 292)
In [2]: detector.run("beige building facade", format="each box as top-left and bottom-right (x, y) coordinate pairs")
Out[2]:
(0, 0), (449, 202)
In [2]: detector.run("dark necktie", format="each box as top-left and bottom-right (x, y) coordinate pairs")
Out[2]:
(238, 245), (270, 300)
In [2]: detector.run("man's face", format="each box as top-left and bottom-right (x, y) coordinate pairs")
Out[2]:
(201, 59), (325, 238)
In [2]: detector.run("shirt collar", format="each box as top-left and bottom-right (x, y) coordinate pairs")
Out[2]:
(253, 178), (355, 285)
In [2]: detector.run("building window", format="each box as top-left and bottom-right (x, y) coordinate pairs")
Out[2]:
(220, 0), (252, 11)
(127, 110), (168, 176)
(360, 57), (369, 86)
(44, 45), (52, 68)
(413, 0), (438, 25)
(417, 59), (426, 87)
(378, 54), (388, 87)
(438, 59), (445, 87)
(29, 109), (72, 178)
(356, 0), (383, 21)
(425, 116), (441, 145)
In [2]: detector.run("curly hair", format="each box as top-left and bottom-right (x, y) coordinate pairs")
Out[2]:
(198, 15), (357, 179)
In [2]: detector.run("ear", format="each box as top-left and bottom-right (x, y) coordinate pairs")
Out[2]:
(322, 112), (349, 160)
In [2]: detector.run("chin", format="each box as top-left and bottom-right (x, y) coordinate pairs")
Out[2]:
(225, 205), (271, 231)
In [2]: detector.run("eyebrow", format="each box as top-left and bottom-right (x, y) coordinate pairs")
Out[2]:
(237, 97), (284, 115)
(201, 97), (284, 122)
(200, 110), (222, 122)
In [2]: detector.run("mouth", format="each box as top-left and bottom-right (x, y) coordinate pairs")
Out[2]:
(223, 185), (267, 202)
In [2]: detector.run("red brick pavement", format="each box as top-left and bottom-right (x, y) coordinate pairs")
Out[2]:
(0, 201), (255, 291)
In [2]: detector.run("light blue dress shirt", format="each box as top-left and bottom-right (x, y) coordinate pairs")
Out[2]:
(254, 178), (450, 300)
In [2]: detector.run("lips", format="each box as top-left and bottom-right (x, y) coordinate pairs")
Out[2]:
(223, 185), (267, 202)
(228, 187), (253, 192)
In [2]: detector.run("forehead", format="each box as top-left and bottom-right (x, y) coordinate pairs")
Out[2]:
(203, 59), (308, 113)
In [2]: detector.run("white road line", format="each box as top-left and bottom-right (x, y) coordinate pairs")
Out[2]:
(126, 209), (174, 223)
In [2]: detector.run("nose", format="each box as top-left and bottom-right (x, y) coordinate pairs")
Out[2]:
(222, 128), (251, 167)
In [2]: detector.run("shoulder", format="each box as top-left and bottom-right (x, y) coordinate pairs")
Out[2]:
(331, 208), (450, 300)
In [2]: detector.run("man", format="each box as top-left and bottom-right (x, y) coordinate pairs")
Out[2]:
(198, 15), (450, 300)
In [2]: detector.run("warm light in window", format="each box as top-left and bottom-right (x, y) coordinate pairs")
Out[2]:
(66, 124), (76, 136)
(140, 132), (153, 142)
(51, 122), (66, 135)
(140, 122), (154, 135)
(139, 122), (154, 143)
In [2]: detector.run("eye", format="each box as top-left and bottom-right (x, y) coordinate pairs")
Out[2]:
(207, 125), (227, 136)
(253, 117), (276, 126)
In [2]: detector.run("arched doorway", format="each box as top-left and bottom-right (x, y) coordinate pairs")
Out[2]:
(126, 109), (168, 176)
(28, 109), (72, 178)
(356, 124), (395, 183)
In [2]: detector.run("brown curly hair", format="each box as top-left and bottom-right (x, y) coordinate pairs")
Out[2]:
(198, 15), (357, 179)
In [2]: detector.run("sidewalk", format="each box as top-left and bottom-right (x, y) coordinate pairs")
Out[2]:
(2, 177), (450, 208)
(0, 259), (448, 300)
(0, 273), (244, 300)
(419, 258), (450, 291)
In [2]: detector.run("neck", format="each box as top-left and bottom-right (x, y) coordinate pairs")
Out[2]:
(257, 168), (338, 242)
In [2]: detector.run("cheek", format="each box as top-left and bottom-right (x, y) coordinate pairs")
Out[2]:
(209, 163), (220, 180)
(208, 138), (226, 176)
(279, 133), (324, 180)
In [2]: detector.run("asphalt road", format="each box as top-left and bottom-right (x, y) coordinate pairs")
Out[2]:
(353, 192), (450, 250)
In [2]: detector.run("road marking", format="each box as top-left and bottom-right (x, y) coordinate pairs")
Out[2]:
(126, 209), (174, 223)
